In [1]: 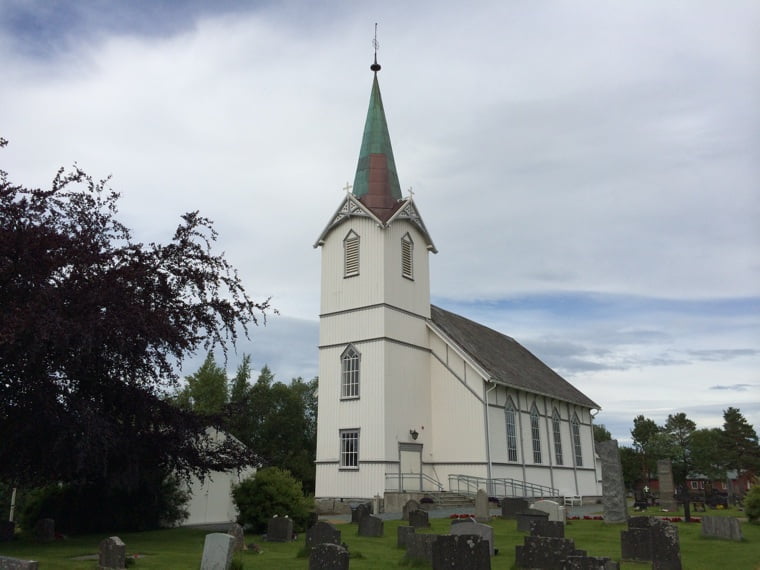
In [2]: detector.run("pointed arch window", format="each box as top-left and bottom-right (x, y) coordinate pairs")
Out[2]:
(401, 232), (414, 280)
(552, 408), (564, 466)
(344, 230), (360, 277)
(530, 404), (542, 464)
(572, 413), (583, 466)
(505, 398), (518, 462)
(341, 345), (360, 399)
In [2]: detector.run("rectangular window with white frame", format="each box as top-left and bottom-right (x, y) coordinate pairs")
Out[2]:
(340, 429), (359, 469)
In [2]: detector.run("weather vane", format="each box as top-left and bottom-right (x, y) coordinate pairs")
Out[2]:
(371, 22), (381, 72)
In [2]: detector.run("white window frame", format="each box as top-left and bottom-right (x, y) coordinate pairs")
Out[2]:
(343, 230), (360, 277)
(339, 429), (359, 469)
(530, 404), (542, 464)
(340, 344), (360, 399)
(505, 399), (518, 462)
(401, 232), (414, 280)
(572, 413), (583, 466)
(552, 408), (563, 466)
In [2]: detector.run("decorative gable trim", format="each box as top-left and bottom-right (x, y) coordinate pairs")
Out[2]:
(314, 194), (381, 248)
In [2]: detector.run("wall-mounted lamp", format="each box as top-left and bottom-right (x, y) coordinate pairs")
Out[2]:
(409, 429), (419, 440)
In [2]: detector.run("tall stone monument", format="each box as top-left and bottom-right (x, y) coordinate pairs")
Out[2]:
(657, 459), (677, 512)
(597, 439), (628, 523)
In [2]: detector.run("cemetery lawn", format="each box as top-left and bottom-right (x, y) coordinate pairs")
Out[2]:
(0, 514), (758, 569)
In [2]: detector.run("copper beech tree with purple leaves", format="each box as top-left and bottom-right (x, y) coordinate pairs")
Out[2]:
(0, 138), (269, 491)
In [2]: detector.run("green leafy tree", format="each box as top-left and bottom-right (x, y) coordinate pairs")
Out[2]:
(176, 352), (229, 415)
(689, 428), (725, 480)
(593, 423), (612, 443)
(662, 412), (696, 484)
(631, 415), (663, 480)
(232, 467), (312, 532)
(745, 484), (760, 523)
(721, 407), (760, 479)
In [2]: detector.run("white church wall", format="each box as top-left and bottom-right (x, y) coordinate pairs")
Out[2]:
(381, 223), (431, 316)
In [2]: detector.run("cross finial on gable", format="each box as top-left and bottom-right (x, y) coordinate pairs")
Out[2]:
(408, 187), (414, 198)
(343, 182), (353, 195)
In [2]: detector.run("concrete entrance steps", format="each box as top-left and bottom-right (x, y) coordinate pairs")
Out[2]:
(421, 491), (475, 509)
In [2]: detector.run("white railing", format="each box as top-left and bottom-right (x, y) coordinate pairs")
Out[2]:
(385, 472), (444, 492)
(448, 474), (559, 498)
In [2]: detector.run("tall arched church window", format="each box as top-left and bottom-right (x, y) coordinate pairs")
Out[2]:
(341, 345), (360, 399)
(552, 408), (564, 466)
(572, 413), (583, 466)
(401, 232), (414, 280)
(530, 404), (542, 464)
(344, 230), (360, 277)
(505, 398), (518, 462)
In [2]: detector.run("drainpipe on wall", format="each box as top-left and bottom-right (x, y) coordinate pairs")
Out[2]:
(484, 380), (497, 495)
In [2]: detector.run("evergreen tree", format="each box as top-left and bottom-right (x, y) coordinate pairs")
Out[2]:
(176, 353), (229, 415)
(721, 407), (760, 477)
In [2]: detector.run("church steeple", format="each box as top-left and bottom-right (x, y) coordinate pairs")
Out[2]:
(351, 52), (403, 222)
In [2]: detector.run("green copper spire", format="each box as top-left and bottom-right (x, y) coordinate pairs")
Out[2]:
(352, 67), (403, 218)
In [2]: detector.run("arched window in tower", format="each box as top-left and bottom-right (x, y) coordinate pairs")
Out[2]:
(401, 232), (414, 280)
(530, 404), (542, 464)
(505, 398), (518, 462)
(572, 413), (583, 466)
(552, 408), (564, 466)
(343, 230), (360, 277)
(340, 344), (360, 399)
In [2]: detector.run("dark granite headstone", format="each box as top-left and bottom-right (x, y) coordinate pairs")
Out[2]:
(620, 528), (653, 561)
(357, 514), (383, 537)
(351, 503), (370, 523)
(530, 519), (565, 538)
(305, 521), (341, 550)
(0, 556), (40, 570)
(0, 521), (15, 542)
(408, 509), (430, 528)
(501, 497), (529, 519)
(98, 536), (126, 570)
(701, 516), (743, 541)
(515, 536), (583, 569)
(308, 542), (349, 570)
(405, 533), (437, 565)
(266, 516), (294, 542)
(432, 534), (491, 569)
(516, 508), (549, 532)
(32, 518), (54, 542)
(628, 515), (655, 528)
(397, 525), (416, 548)
(402, 499), (420, 521)
(651, 520), (681, 570)
(227, 523), (246, 552)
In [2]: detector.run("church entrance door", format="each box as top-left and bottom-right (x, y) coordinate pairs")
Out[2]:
(399, 443), (423, 492)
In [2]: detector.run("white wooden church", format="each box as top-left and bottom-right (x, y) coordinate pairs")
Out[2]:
(314, 58), (602, 506)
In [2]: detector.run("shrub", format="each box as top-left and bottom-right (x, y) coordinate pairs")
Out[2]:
(745, 484), (760, 523)
(232, 467), (313, 533)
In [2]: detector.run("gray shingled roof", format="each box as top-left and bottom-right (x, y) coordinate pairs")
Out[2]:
(430, 305), (600, 409)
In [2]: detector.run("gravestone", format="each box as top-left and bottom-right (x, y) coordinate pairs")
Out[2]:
(531, 499), (566, 523)
(501, 497), (529, 518)
(405, 533), (437, 565)
(227, 523), (246, 552)
(0, 521), (15, 542)
(266, 516), (293, 542)
(620, 517), (655, 562)
(408, 509), (430, 528)
(650, 520), (681, 570)
(701, 516), (743, 541)
(450, 521), (494, 556)
(475, 489), (490, 522)
(530, 519), (565, 538)
(432, 534), (491, 569)
(597, 439), (628, 523)
(357, 514), (383, 537)
(397, 525), (416, 548)
(200, 533), (235, 570)
(402, 499), (420, 521)
(0, 556), (40, 570)
(564, 555), (620, 569)
(515, 508), (549, 532)
(305, 521), (341, 550)
(657, 459), (677, 511)
(98, 536), (126, 570)
(515, 536), (584, 569)
(308, 542), (349, 570)
(32, 518), (54, 542)
(351, 503), (370, 523)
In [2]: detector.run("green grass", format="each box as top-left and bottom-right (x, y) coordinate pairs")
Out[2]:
(1, 515), (759, 569)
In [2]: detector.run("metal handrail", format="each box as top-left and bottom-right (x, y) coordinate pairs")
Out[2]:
(385, 472), (444, 492)
(448, 474), (559, 498)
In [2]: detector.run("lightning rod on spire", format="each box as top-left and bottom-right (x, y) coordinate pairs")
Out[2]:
(371, 22), (381, 72)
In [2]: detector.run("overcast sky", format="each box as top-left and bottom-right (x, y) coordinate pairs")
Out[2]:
(2, 0), (758, 444)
